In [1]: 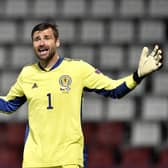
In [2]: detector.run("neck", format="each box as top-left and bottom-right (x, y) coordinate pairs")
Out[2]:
(39, 53), (60, 70)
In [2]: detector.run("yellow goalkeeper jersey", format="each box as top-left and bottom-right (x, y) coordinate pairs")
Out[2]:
(0, 57), (140, 167)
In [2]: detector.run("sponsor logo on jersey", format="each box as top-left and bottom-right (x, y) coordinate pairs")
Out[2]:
(59, 75), (72, 92)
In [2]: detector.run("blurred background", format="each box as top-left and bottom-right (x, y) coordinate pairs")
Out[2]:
(0, 0), (167, 167)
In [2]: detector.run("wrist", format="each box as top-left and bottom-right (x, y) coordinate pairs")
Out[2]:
(133, 71), (144, 84)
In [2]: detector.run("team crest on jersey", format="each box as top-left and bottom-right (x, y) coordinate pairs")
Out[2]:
(59, 75), (72, 92)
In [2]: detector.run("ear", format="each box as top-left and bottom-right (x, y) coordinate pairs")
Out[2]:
(56, 39), (60, 47)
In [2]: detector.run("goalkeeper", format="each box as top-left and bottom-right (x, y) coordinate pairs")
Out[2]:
(0, 23), (163, 168)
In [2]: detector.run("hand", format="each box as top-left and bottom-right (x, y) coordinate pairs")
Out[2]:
(138, 45), (163, 78)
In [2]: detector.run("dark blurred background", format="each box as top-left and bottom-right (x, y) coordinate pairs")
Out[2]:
(0, 0), (167, 168)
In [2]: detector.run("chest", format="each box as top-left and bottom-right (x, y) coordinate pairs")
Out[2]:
(22, 71), (83, 102)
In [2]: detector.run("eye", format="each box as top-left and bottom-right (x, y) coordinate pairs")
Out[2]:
(44, 35), (52, 40)
(33, 36), (41, 42)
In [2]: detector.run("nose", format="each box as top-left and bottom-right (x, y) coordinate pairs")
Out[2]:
(39, 39), (45, 46)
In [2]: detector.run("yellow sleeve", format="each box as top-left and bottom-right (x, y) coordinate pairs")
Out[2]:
(81, 61), (140, 98)
(0, 69), (26, 113)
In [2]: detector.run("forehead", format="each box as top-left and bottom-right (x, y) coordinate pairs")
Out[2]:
(33, 28), (54, 38)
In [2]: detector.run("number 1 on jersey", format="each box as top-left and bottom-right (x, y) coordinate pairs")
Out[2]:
(47, 93), (53, 109)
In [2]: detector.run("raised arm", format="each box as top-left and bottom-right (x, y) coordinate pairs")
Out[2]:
(83, 45), (163, 98)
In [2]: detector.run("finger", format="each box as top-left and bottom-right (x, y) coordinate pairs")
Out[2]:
(154, 53), (162, 61)
(141, 47), (149, 59)
(155, 55), (162, 63)
(154, 48), (162, 61)
(159, 54), (163, 63)
(157, 62), (163, 70)
(158, 54), (163, 61)
(150, 45), (159, 57)
(156, 49), (162, 57)
(156, 55), (163, 67)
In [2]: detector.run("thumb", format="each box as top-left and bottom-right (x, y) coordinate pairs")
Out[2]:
(140, 47), (149, 60)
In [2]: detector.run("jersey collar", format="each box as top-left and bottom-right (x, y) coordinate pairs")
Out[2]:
(38, 57), (64, 71)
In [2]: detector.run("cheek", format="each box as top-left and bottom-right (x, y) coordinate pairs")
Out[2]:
(50, 43), (57, 50)
(33, 43), (38, 50)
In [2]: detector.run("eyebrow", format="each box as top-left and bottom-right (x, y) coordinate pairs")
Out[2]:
(33, 34), (53, 41)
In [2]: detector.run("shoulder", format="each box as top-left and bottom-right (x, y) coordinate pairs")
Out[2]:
(63, 58), (97, 77)
(19, 63), (38, 77)
(63, 57), (83, 64)
(63, 57), (93, 69)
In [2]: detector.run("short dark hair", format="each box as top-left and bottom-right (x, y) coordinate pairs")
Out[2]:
(31, 22), (59, 40)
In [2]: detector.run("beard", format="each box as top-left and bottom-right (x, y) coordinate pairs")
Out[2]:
(34, 46), (56, 62)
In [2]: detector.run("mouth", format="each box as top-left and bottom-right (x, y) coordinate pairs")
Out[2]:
(38, 48), (49, 56)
